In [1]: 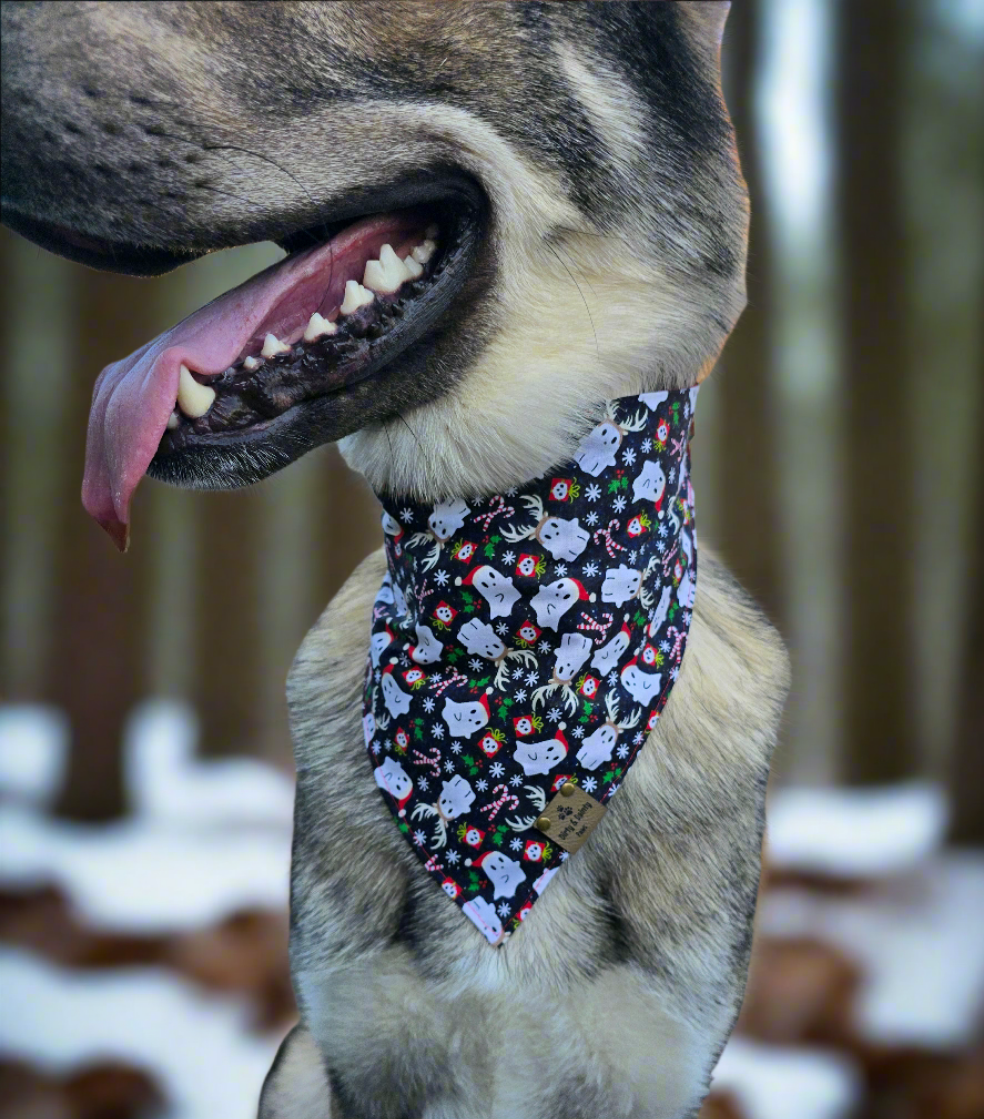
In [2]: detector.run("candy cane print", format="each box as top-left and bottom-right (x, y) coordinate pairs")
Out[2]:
(577, 611), (614, 645)
(664, 626), (687, 665)
(473, 494), (516, 531)
(593, 519), (626, 559)
(479, 784), (520, 822)
(411, 745), (443, 778)
(427, 669), (469, 697)
(424, 852), (444, 874)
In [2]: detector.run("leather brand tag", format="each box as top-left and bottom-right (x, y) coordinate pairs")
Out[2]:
(533, 782), (607, 853)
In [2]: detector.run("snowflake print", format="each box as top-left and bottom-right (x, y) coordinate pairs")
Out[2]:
(513, 665), (526, 680)
(622, 447), (637, 465)
(572, 726), (585, 739)
(617, 744), (630, 759)
(446, 849), (460, 865)
(419, 777), (430, 791)
(658, 523), (669, 538)
(510, 837), (523, 851)
(432, 724), (445, 739)
(547, 708), (562, 722)
(554, 563), (568, 578)
(501, 550), (516, 565)
(583, 561), (599, 578)
(490, 762), (506, 778)
(669, 467), (677, 483)
(525, 671), (538, 686)
(586, 483), (601, 502)
(451, 742), (462, 754)
(476, 779), (488, 792)
(413, 829), (427, 845)
(634, 731), (645, 745)
(613, 495), (627, 513)
(671, 666), (680, 680)
(510, 774), (523, 787)
(423, 697), (435, 713)
(515, 688), (528, 702)
(444, 759), (456, 773)
(537, 640), (551, 655)
(371, 740), (382, 754)
(399, 653), (410, 667)
(585, 511), (599, 527)
(683, 610), (692, 625)
(660, 640), (671, 652)
(628, 549), (638, 564)
(642, 438), (652, 453)
(505, 487), (518, 497)
(374, 668), (381, 682)
(607, 670), (619, 686)
(656, 540), (666, 554)
(497, 902), (512, 918)
(559, 851), (569, 861)
(610, 783), (620, 795)
(495, 621), (510, 636)
(469, 658), (484, 672)
(434, 570), (450, 586)
(582, 777), (598, 793)
(400, 508), (414, 523)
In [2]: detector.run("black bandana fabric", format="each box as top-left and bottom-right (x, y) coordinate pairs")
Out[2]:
(362, 389), (699, 946)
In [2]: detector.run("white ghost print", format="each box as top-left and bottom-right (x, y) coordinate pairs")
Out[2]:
(621, 663), (663, 707)
(428, 499), (470, 541)
(576, 724), (619, 771)
(381, 671), (412, 718)
(457, 618), (506, 660)
(538, 516), (590, 561)
(533, 865), (560, 896)
(513, 734), (568, 776)
(631, 459), (667, 506)
(677, 567), (695, 611)
(591, 626), (631, 675)
(467, 566), (521, 620)
(574, 421), (622, 477)
(442, 696), (490, 738)
(462, 896), (504, 944)
(648, 584), (673, 637)
(370, 628), (392, 668)
(437, 775), (475, 819)
(639, 391), (669, 412)
(530, 578), (588, 630)
(381, 511), (403, 538)
(392, 579), (408, 618)
(601, 565), (642, 607)
(373, 756), (412, 808)
(473, 851), (526, 900)
(409, 623), (443, 666)
(375, 573), (395, 607)
(553, 632), (593, 682)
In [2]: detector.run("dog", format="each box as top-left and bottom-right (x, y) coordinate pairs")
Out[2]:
(1, 3), (790, 1116)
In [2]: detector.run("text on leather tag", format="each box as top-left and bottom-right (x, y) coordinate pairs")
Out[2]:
(533, 781), (607, 853)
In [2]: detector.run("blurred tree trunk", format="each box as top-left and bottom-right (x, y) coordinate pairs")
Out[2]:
(949, 386), (984, 845)
(836, 0), (915, 784)
(718, 0), (782, 625)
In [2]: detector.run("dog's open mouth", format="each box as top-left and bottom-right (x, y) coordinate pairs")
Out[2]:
(79, 188), (484, 549)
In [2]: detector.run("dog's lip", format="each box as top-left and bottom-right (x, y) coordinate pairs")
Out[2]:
(81, 206), (450, 549)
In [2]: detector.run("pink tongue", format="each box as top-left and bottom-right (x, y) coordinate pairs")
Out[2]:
(82, 212), (420, 550)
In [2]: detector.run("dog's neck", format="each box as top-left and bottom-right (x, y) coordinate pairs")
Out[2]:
(363, 390), (700, 945)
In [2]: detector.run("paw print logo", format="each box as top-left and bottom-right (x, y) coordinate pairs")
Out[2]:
(557, 805), (574, 820)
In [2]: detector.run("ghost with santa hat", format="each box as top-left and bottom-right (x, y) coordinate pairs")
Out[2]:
(620, 656), (663, 707)
(441, 692), (491, 738)
(407, 623), (443, 666)
(513, 729), (569, 776)
(464, 850), (526, 900)
(380, 664), (412, 718)
(601, 564), (643, 608)
(631, 459), (667, 510)
(591, 619), (632, 676)
(373, 756), (414, 817)
(457, 618), (506, 660)
(455, 565), (520, 620)
(370, 624), (395, 669)
(530, 577), (595, 630)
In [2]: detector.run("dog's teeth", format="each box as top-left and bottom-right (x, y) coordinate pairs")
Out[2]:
(364, 244), (412, 294)
(243, 355), (262, 371)
(425, 223), (439, 240)
(340, 279), (375, 314)
(303, 312), (337, 342)
(261, 333), (291, 358)
(166, 410), (181, 430)
(176, 363), (216, 418)
(402, 253), (424, 279)
(411, 238), (437, 264)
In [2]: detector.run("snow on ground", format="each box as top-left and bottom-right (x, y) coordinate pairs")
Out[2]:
(1, 702), (983, 1119)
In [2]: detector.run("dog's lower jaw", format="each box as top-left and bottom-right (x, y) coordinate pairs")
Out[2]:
(278, 544), (789, 1119)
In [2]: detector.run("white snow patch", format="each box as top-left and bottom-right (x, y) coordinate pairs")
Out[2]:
(766, 782), (948, 877)
(712, 1036), (860, 1119)
(0, 705), (68, 805)
(0, 947), (285, 1119)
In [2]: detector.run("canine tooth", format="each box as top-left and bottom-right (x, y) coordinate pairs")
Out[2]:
(425, 223), (439, 239)
(402, 254), (424, 279)
(261, 333), (291, 358)
(340, 279), (375, 314)
(243, 355), (262, 371)
(176, 363), (215, 418)
(303, 312), (337, 342)
(364, 244), (412, 294)
(166, 410), (181, 430)
(411, 238), (436, 264)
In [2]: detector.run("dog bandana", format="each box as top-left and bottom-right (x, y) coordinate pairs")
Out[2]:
(363, 388), (698, 946)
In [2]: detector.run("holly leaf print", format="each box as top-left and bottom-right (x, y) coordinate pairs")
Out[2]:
(484, 533), (501, 559)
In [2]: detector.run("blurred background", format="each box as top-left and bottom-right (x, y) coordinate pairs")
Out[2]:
(1, 0), (982, 1117)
